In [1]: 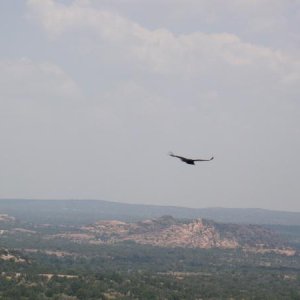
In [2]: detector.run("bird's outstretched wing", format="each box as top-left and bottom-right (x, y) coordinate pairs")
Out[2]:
(168, 151), (186, 160)
(194, 156), (214, 161)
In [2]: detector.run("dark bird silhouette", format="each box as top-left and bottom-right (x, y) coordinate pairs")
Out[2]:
(169, 152), (214, 165)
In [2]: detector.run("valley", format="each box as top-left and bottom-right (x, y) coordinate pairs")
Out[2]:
(0, 200), (300, 299)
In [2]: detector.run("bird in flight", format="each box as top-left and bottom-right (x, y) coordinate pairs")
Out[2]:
(169, 152), (214, 165)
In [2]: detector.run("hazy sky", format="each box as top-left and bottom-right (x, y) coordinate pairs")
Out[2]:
(1, 0), (300, 211)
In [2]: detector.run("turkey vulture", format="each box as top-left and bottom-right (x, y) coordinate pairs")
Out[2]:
(169, 152), (214, 165)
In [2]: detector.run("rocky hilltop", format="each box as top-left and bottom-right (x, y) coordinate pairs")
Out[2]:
(78, 216), (295, 255)
(0, 214), (15, 222)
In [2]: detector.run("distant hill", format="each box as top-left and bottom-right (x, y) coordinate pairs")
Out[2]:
(0, 199), (300, 226)
(56, 215), (296, 255)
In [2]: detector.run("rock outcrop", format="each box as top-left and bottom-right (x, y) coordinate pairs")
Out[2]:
(79, 216), (295, 255)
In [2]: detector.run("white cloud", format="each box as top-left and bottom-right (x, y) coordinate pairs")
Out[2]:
(86, 0), (298, 44)
(27, 0), (300, 92)
(25, 1), (300, 140)
(0, 58), (80, 101)
(0, 58), (85, 199)
(0, 57), (82, 154)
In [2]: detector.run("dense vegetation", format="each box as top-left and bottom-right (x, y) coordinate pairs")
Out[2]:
(1, 227), (300, 299)
(1, 245), (300, 299)
(0, 199), (300, 299)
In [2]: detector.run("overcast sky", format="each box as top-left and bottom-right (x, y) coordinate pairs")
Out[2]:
(1, 0), (300, 211)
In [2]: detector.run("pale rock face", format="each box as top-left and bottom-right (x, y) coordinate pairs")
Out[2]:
(75, 216), (295, 255)
(0, 214), (15, 222)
